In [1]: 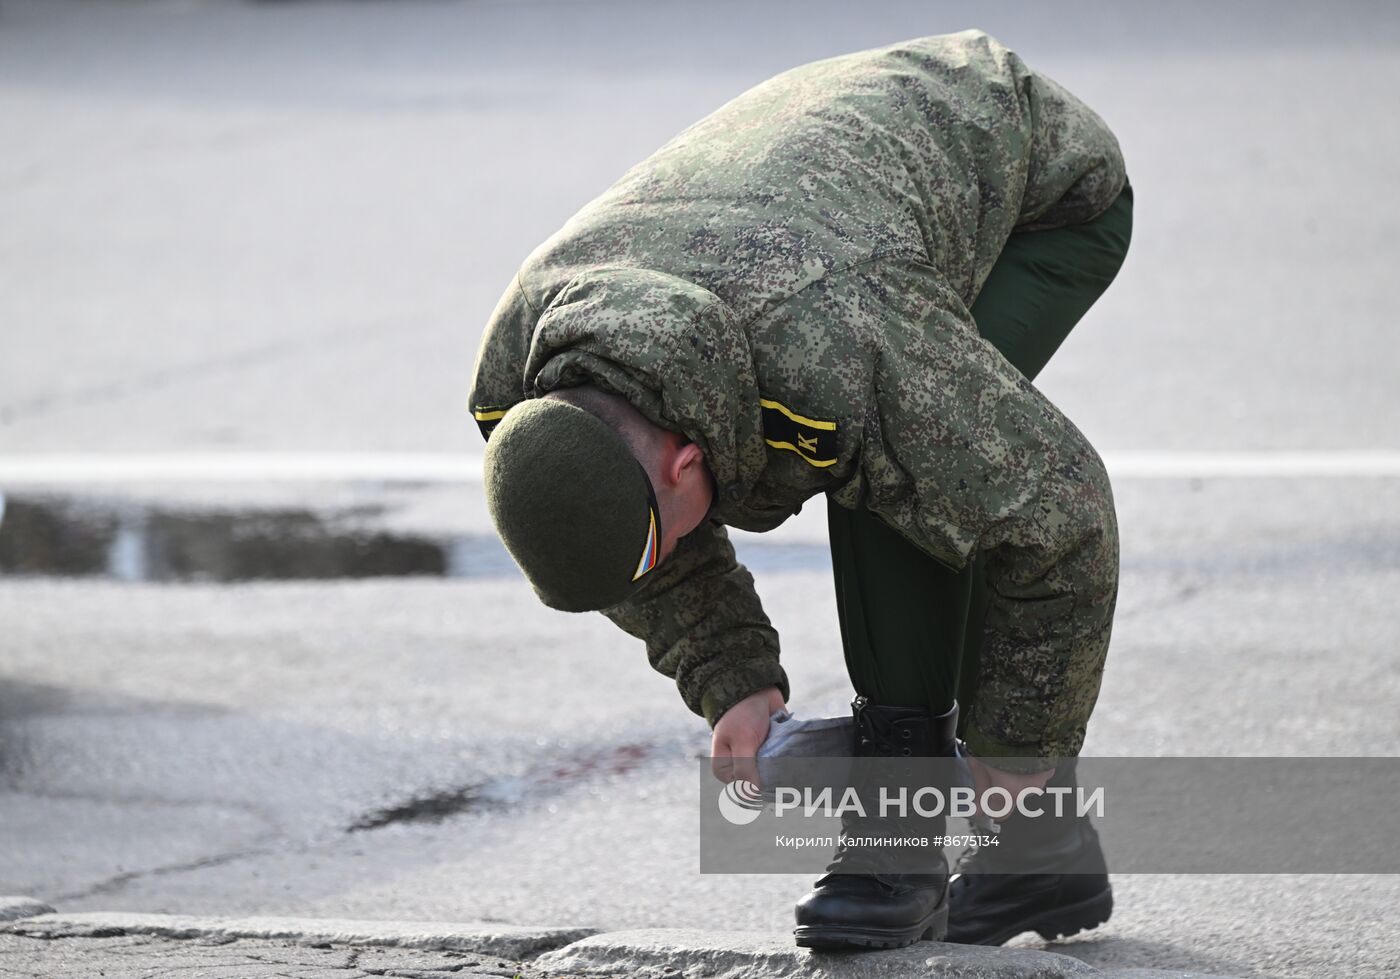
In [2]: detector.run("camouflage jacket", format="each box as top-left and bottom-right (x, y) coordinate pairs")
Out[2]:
(469, 31), (1126, 767)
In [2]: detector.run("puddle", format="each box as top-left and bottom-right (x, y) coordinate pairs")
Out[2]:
(344, 742), (665, 833)
(0, 494), (516, 582)
(0, 493), (830, 582)
(347, 785), (498, 832)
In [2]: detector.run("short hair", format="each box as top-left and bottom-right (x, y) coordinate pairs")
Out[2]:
(545, 386), (667, 476)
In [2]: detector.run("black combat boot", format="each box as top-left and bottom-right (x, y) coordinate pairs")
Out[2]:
(793, 697), (959, 950)
(946, 757), (1113, 945)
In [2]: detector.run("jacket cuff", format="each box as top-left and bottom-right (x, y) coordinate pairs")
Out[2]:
(695, 658), (790, 728)
(961, 724), (1060, 774)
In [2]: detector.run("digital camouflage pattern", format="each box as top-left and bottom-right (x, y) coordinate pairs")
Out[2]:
(469, 30), (1126, 767)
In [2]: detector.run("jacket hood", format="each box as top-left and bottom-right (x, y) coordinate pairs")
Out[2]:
(523, 267), (768, 504)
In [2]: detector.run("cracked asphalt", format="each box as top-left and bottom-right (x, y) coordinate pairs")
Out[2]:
(2, 2), (1400, 978)
(0, 933), (547, 978)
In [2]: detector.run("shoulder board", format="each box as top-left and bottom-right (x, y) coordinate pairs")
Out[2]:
(760, 398), (838, 468)
(471, 403), (516, 441)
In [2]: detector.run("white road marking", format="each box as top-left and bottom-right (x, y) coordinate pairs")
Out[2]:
(1103, 451), (1400, 478)
(0, 451), (1399, 484)
(0, 453), (485, 484)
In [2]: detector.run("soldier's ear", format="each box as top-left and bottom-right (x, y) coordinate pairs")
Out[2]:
(660, 439), (705, 488)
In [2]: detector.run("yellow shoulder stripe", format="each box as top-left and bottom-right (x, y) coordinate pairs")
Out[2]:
(472, 408), (509, 422)
(758, 398), (836, 432)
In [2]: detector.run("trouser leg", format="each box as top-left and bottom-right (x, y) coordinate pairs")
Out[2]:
(807, 185), (1132, 951)
(957, 183), (1133, 722)
(827, 503), (968, 715)
(831, 184), (1133, 718)
(953, 186), (1132, 944)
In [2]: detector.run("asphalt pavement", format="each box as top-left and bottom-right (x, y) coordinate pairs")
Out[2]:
(2, 477), (1399, 977)
(3, 0), (1400, 454)
(2, 2), (1399, 978)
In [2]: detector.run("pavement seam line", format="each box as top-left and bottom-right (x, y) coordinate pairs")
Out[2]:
(0, 911), (1252, 978)
(0, 911), (595, 961)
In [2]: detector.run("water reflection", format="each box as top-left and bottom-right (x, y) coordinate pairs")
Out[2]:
(0, 495), (505, 582)
(0, 494), (829, 582)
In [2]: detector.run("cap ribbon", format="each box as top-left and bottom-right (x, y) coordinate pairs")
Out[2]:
(632, 466), (663, 581)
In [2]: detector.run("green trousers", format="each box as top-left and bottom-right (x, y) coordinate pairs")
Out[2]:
(827, 185), (1133, 731)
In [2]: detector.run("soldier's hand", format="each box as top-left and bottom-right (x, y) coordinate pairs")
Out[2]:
(711, 685), (786, 785)
(966, 753), (1055, 815)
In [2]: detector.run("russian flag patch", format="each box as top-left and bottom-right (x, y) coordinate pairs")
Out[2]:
(632, 506), (659, 581)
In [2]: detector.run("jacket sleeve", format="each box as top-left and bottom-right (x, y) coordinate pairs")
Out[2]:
(601, 517), (789, 727)
(1014, 62), (1127, 232)
(866, 261), (1119, 772)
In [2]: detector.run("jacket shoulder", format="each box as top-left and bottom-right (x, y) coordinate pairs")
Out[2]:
(468, 274), (538, 440)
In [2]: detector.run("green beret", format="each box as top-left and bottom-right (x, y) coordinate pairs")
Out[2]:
(483, 398), (662, 612)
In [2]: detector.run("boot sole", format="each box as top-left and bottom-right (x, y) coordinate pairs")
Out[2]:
(794, 898), (948, 951)
(974, 883), (1114, 947)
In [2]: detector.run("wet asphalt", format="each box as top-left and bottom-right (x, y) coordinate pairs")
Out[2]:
(3, 2), (1400, 977)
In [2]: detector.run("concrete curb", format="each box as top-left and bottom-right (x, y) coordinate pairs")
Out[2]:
(532, 929), (1245, 979)
(0, 910), (595, 960)
(0, 904), (1244, 978)
(0, 898), (54, 923)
